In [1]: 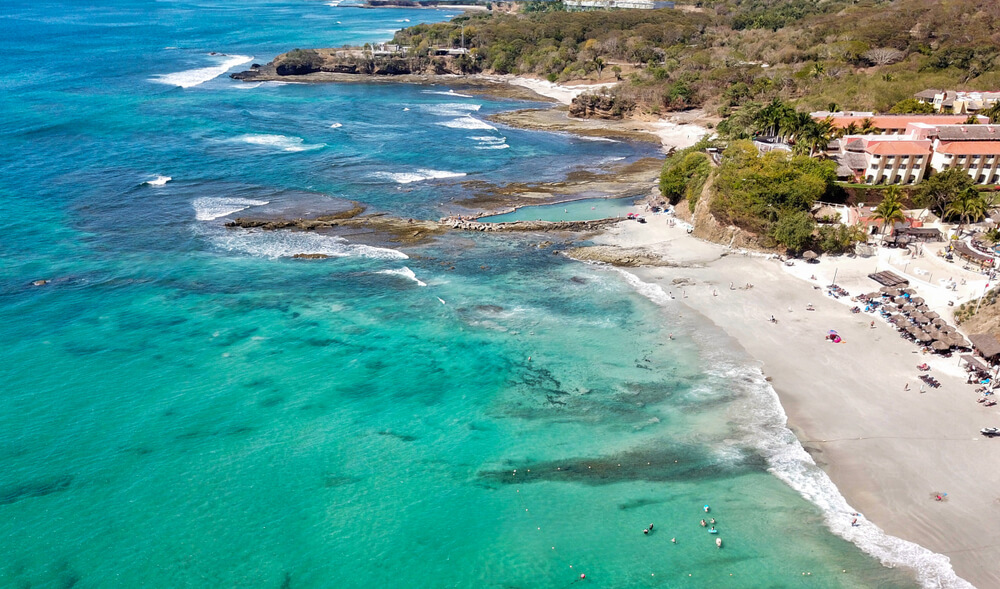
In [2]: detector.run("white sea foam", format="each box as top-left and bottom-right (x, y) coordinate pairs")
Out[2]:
(476, 144), (510, 150)
(469, 135), (505, 144)
(210, 229), (407, 260)
(192, 197), (269, 221)
(421, 102), (482, 117)
(145, 175), (172, 186)
(372, 169), (466, 184)
(615, 268), (973, 589)
(232, 82), (262, 90)
(439, 116), (496, 131)
(423, 89), (474, 98)
(151, 54), (253, 88)
(376, 267), (426, 286)
(234, 134), (326, 152)
(577, 135), (619, 143)
(330, 122), (343, 128)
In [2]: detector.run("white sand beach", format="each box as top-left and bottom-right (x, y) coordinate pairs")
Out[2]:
(588, 213), (1000, 588)
(499, 75), (712, 151)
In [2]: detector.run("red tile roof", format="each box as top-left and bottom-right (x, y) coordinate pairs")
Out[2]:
(822, 115), (977, 129)
(936, 141), (1000, 155)
(865, 141), (932, 156)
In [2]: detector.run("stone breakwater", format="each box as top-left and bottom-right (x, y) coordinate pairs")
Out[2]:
(440, 216), (622, 233)
(224, 211), (625, 249)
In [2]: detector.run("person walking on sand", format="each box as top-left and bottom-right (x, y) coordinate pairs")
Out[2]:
(904, 383), (910, 391)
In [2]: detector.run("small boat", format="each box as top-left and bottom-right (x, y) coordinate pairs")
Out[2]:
(716, 538), (722, 548)
(708, 528), (718, 534)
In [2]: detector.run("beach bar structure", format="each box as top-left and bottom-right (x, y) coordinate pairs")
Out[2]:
(969, 333), (1000, 364)
(951, 241), (995, 268)
(895, 227), (943, 242)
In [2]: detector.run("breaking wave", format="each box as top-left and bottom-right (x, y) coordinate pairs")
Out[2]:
(233, 134), (326, 152)
(376, 267), (427, 286)
(192, 197), (269, 221)
(438, 116), (496, 131)
(150, 53), (253, 88)
(144, 175), (171, 186)
(210, 229), (407, 260)
(371, 169), (466, 184)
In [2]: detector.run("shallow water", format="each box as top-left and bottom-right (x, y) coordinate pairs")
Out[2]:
(0, 1), (932, 587)
(478, 196), (638, 223)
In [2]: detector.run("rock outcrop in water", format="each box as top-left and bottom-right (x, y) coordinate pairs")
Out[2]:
(231, 48), (463, 82)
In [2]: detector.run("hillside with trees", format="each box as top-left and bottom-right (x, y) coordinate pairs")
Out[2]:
(391, 0), (1000, 117)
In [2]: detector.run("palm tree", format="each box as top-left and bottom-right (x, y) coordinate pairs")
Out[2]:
(799, 118), (834, 157)
(859, 117), (880, 135)
(946, 187), (991, 235)
(872, 187), (906, 235)
(983, 102), (1000, 124)
(753, 100), (781, 137)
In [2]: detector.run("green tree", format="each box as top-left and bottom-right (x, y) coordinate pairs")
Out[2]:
(859, 117), (880, 134)
(945, 187), (991, 234)
(771, 211), (816, 253)
(917, 168), (975, 216)
(889, 98), (935, 114)
(871, 186), (906, 235)
(818, 223), (867, 253)
(983, 102), (1000, 124)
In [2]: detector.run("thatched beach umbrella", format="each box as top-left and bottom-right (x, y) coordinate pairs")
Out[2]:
(880, 286), (895, 294)
(950, 334), (969, 348)
(926, 311), (940, 320)
(914, 313), (931, 324)
(894, 296), (907, 305)
(932, 340), (950, 351)
(902, 304), (916, 313)
(916, 331), (933, 343)
(802, 250), (818, 261)
(911, 297), (925, 306)
(933, 317), (947, 327)
(902, 288), (917, 295)
(916, 304), (930, 312)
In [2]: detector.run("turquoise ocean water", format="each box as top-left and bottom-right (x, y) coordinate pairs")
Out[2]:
(0, 1), (957, 587)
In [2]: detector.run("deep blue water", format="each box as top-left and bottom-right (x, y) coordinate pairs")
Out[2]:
(0, 1), (931, 587)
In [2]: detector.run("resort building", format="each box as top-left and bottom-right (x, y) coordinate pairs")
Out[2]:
(829, 120), (1000, 185)
(914, 90), (1000, 114)
(924, 124), (1000, 184)
(833, 135), (932, 185)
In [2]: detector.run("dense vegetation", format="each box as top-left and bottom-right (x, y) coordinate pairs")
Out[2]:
(709, 141), (840, 250)
(392, 0), (1000, 116)
(658, 140), (712, 211)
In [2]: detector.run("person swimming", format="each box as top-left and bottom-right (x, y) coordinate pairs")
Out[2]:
(709, 518), (715, 524)
(700, 519), (707, 527)
(704, 505), (710, 513)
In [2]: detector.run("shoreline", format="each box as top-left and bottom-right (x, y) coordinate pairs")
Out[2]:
(219, 65), (988, 584)
(229, 67), (712, 151)
(583, 213), (996, 588)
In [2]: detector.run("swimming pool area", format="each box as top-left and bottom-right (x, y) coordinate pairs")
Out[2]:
(477, 196), (638, 223)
